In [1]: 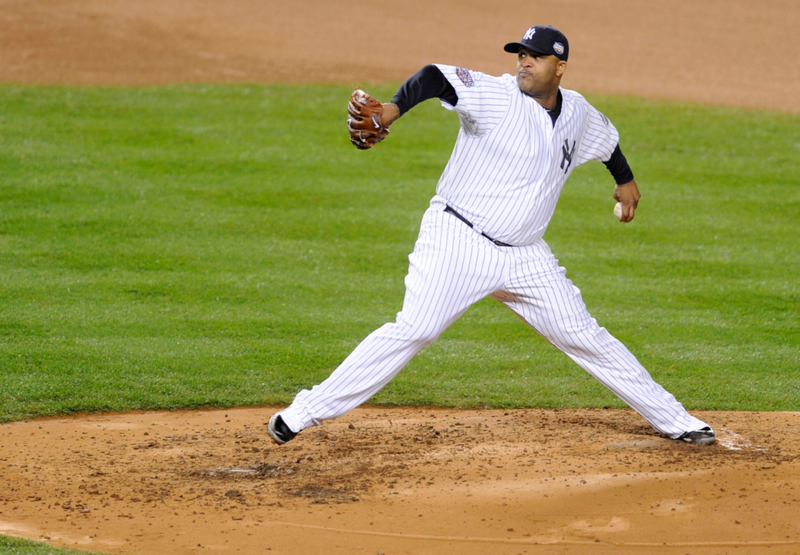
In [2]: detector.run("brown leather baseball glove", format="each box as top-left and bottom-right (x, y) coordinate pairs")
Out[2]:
(347, 89), (390, 150)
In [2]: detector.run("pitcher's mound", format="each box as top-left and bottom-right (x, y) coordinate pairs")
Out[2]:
(1, 407), (798, 554)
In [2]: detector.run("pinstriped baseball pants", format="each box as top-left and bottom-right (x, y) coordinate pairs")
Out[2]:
(280, 201), (709, 438)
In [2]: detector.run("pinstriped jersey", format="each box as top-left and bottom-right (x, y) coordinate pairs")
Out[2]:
(433, 64), (620, 246)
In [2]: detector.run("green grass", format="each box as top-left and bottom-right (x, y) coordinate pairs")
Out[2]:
(0, 536), (105, 555)
(0, 83), (798, 428)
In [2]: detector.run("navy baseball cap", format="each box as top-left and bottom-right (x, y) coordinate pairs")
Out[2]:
(504, 25), (569, 61)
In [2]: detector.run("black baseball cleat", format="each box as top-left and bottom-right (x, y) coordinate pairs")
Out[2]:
(268, 413), (297, 445)
(676, 426), (715, 445)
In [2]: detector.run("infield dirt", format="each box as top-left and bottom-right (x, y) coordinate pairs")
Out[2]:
(2, 408), (800, 555)
(1, 1), (799, 554)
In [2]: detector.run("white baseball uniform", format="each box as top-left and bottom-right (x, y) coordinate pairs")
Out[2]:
(279, 65), (709, 439)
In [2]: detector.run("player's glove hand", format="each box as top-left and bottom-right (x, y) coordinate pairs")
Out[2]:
(347, 89), (390, 150)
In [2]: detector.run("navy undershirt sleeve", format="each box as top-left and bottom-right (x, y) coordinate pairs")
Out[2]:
(604, 144), (635, 185)
(391, 65), (459, 116)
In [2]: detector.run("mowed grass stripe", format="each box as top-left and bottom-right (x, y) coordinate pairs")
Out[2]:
(0, 84), (798, 424)
(0, 535), (107, 555)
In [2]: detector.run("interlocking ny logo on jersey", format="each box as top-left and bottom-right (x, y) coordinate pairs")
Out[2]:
(561, 139), (576, 172)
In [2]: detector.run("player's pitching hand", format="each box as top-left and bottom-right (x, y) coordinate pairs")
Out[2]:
(613, 180), (641, 223)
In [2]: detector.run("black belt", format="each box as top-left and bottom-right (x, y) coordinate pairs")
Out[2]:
(444, 205), (513, 247)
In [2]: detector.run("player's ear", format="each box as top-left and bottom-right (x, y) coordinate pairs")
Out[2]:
(556, 61), (567, 78)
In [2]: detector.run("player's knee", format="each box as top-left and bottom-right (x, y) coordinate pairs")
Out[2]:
(550, 324), (615, 356)
(407, 327), (442, 347)
(393, 316), (443, 347)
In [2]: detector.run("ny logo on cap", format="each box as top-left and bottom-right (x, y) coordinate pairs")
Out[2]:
(523, 27), (536, 40)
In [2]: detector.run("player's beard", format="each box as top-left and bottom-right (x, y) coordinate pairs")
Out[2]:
(516, 69), (558, 107)
(516, 70), (543, 98)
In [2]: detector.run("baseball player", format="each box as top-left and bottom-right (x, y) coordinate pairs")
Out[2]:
(269, 25), (715, 446)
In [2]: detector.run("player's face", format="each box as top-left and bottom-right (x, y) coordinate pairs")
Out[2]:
(515, 47), (566, 99)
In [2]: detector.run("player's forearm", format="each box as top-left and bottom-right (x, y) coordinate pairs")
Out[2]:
(390, 64), (459, 116)
(380, 103), (401, 127)
(603, 144), (634, 185)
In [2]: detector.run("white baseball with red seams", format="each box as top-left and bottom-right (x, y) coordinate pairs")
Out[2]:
(614, 202), (624, 220)
(277, 64), (710, 440)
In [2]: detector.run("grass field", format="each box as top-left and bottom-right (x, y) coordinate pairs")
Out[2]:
(0, 536), (104, 555)
(1, 82), (798, 431)
(0, 83), (799, 555)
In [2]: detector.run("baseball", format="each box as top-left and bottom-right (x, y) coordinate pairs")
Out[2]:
(614, 202), (624, 221)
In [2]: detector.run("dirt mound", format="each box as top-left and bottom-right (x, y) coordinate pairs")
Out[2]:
(2, 407), (799, 554)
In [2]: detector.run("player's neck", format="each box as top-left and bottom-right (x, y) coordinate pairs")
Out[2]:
(534, 91), (559, 110)
(528, 88), (560, 112)
(524, 85), (561, 110)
